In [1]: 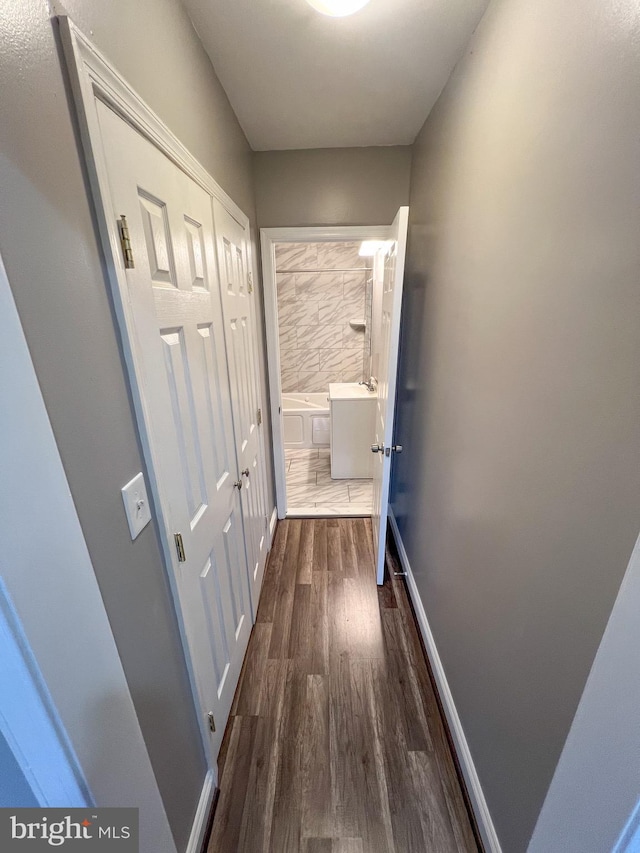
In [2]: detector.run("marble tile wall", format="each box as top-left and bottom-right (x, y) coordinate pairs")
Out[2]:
(276, 242), (369, 393)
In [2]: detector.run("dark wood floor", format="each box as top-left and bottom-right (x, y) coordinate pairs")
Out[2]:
(209, 518), (478, 853)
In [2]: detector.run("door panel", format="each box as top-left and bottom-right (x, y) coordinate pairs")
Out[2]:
(160, 327), (208, 524)
(213, 200), (270, 610)
(371, 208), (409, 584)
(97, 100), (252, 762)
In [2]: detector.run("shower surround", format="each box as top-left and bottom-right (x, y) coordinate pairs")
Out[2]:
(275, 241), (369, 393)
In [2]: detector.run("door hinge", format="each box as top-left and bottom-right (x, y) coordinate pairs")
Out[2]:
(207, 712), (216, 733)
(247, 271), (253, 293)
(117, 215), (135, 269)
(174, 532), (186, 563)
(257, 407), (262, 426)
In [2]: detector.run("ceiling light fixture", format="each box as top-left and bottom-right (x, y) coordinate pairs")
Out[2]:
(305, 0), (371, 17)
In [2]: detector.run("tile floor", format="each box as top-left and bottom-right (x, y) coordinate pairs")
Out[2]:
(285, 447), (373, 516)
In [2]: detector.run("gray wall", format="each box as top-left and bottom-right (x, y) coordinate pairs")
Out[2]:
(391, 0), (640, 850)
(0, 1), (262, 848)
(254, 146), (412, 227)
(529, 531), (640, 853)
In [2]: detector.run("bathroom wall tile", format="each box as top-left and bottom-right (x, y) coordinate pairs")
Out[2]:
(346, 289), (366, 314)
(343, 271), (367, 300)
(318, 348), (361, 374)
(275, 242), (318, 271)
(281, 368), (298, 393)
(317, 297), (345, 326)
(297, 324), (343, 350)
(277, 296), (297, 325)
(279, 326), (297, 349)
(276, 241), (367, 394)
(297, 370), (334, 393)
(343, 323), (365, 349)
(279, 347), (297, 373)
(363, 275), (373, 377)
(342, 350), (364, 373)
(318, 293), (364, 326)
(281, 346), (322, 375)
(342, 363), (364, 383)
(281, 300), (320, 326)
(276, 273), (296, 300)
(317, 242), (364, 270)
(318, 349), (362, 376)
(295, 272), (344, 300)
(292, 349), (320, 372)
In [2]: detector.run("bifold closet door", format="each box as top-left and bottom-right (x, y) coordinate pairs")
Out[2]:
(97, 100), (252, 762)
(212, 199), (270, 612)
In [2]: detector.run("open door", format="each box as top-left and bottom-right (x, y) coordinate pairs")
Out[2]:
(371, 207), (409, 584)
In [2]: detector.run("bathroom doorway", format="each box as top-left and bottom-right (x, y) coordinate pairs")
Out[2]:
(260, 222), (405, 525)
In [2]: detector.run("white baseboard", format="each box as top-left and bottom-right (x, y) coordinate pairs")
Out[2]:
(185, 769), (215, 853)
(269, 506), (278, 542)
(388, 510), (502, 853)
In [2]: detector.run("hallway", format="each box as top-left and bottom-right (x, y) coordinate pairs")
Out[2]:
(209, 518), (478, 852)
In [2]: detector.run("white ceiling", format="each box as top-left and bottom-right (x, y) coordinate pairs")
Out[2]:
(182, 0), (488, 151)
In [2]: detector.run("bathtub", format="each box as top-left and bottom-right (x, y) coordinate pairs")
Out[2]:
(282, 393), (330, 448)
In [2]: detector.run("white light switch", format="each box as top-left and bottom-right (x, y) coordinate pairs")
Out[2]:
(121, 472), (152, 540)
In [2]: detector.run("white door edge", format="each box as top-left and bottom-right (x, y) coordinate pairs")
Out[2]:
(375, 206), (409, 584)
(260, 225), (391, 520)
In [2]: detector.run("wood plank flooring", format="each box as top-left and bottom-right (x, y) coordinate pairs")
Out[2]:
(209, 518), (479, 853)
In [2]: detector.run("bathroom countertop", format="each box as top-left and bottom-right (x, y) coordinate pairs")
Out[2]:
(328, 382), (377, 402)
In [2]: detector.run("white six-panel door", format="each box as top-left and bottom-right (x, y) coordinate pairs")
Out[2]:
(372, 207), (409, 584)
(97, 101), (252, 762)
(213, 200), (270, 611)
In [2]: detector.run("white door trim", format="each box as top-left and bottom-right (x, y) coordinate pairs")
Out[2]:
(260, 225), (390, 519)
(0, 580), (93, 808)
(57, 16), (269, 774)
(58, 18), (249, 230)
(184, 769), (215, 853)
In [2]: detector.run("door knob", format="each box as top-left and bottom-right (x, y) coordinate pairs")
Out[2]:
(392, 445), (403, 453)
(241, 468), (250, 477)
(234, 480), (243, 490)
(371, 444), (384, 453)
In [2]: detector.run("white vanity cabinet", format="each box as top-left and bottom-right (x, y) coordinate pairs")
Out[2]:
(329, 383), (376, 479)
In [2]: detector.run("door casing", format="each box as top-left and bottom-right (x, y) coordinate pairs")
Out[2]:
(59, 17), (273, 775)
(260, 225), (390, 520)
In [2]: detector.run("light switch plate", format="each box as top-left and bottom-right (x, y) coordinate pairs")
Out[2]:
(121, 472), (152, 540)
